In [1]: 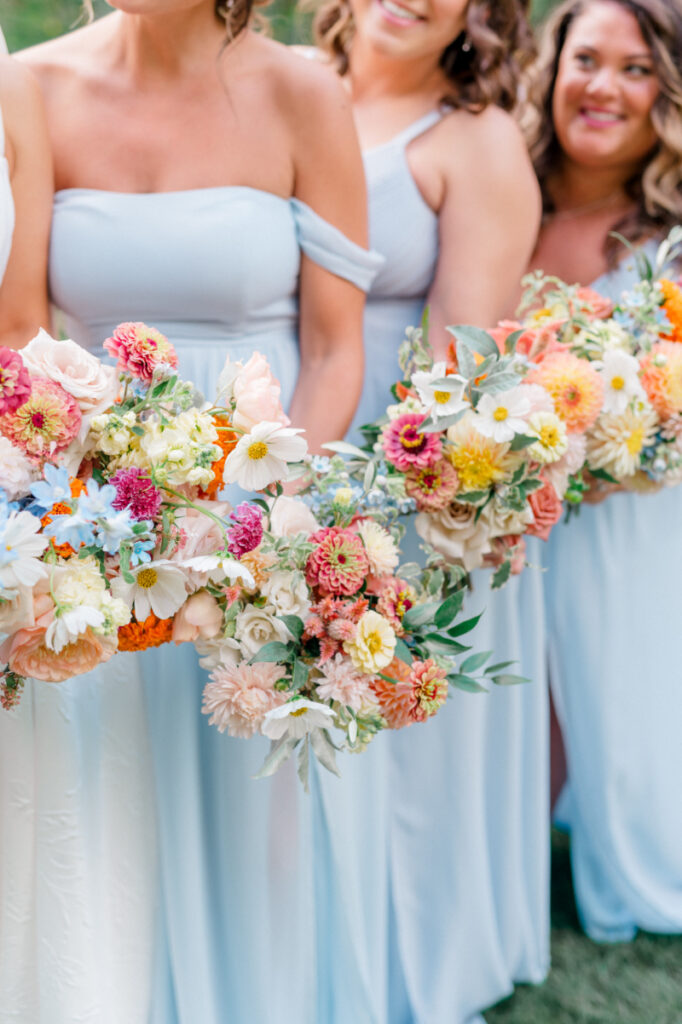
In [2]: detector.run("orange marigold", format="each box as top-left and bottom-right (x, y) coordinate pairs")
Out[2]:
(660, 279), (682, 343)
(640, 341), (682, 419)
(528, 351), (603, 433)
(118, 613), (174, 652)
(199, 417), (239, 499)
(40, 478), (88, 558)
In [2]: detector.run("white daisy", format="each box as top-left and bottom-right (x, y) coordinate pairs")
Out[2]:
(111, 560), (188, 620)
(224, 422), (307, 491)
(0, 510), (49, 595)
(262, 699), (336, 741)
(412, 362), (468, 419)
(598, 351), (644, 415)
(45, 606), (106, 653)
(475, 387), (532, 443)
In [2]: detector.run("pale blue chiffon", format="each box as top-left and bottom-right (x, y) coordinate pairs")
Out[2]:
(546, 241), (682, 941)
(49, 185), (381, 1023)
(313, 113), (550, 1024)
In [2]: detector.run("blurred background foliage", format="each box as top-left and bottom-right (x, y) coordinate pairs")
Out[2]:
(3, 0), (561, 52)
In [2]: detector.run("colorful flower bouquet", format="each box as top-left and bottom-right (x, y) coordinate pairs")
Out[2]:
(314, 322), (574, 588)
(0, 324), (306, 708)
(512, 228), (682, 502)
(0, 324), (508, 784)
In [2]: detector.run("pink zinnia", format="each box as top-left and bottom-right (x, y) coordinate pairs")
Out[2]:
(404, 458), (458, 511)
(376, 578), (416, 636)
(372, 658), (448, 729)
(227, 502), (263, 558)
(382, 412), (442, 471)
(103, 322), (178, 383)
(0, 348), (32, 415)
(0, 378), (81, 460)
(306, 527), (370, 597)
(111, 467), (162, 521)
(201, 661), (287, 738)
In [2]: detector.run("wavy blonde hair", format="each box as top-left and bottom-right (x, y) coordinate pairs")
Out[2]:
(312, 0), (535, 113)
(527, 0), (682, 264)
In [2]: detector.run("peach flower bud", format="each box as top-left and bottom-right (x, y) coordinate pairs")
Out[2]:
(172, 592), (224, 645)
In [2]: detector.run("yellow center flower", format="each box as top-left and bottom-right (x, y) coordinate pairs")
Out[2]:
(538, 424), (560, 447)
(247, 441), (269, 460)
(626, 424), (646, 456)
(493, 407), (509, 422)
(290, 707), (308, 718)
(434, 390), (451, 405)
(136, 568), (158, 589)
(611, 375), (625, 391)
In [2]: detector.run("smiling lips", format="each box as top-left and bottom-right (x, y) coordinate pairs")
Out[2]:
(377, 0), (424, 25)
(579, 107), (625, 127)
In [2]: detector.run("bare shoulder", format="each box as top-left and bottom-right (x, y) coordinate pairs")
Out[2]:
(17, 16), (112, 87)
(436, 104), (533, 175)
(0, 54), (43, 110)
(254, 36), (350, 124)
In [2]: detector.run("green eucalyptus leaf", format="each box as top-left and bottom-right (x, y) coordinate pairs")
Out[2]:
(448, 674), (488, 694)
(310, 728), (341, 777)
(460, 650), (492, 673)
(296, 736), (310, 792)
(448, 325), (501, 359)
(322, 441), (371, 460)
(491, 561), (512, 590)
(402, 600), (441, 629)
(249, 641), (294, 665)
(253, 737), (299, 779)
(292, 658), (309, 692)
(510, 433), (537, 452)
(434, 591), (465, 629)
(394, 637), (413, 665)
(279, 615), (304, 643)
(446, 611), (483, 637)
(491, 673), (529, 686)
(485, 660), (516, 675)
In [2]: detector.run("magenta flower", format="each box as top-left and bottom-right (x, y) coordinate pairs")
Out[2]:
(404, 458), (459, 511)
(0, 348), (32, 415)
(382, 412), (442, 471)
(103, 322), (178, 383)
(111, 467), (162, 521)
(227, 502), (263, 558)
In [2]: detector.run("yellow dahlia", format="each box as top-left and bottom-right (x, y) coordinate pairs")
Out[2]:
(528, 352), (603, 433)
(586, 405), (658, 478)
(445, 415), (521, 492)
(640, 342), (682, 419)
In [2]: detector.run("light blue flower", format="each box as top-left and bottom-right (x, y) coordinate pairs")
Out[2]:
(95, 509), (136, 555)
(77, 479), (118, 521)
(129, 536), (156, 567)
(29, 465), (72, 514)
(43, 511), (96, 550)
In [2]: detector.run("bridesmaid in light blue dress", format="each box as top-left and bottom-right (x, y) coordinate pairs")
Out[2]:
(528, 0), (682, 943)
(308, 0), (550, 1018)
(25, 3), (379, 1021)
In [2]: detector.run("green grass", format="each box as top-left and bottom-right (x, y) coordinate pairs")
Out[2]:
(486, 831), (682, 1024)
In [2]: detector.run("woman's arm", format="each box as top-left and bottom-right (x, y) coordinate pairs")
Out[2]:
(0, 58), (52, 349)
(286, 63), (369, 451)
(426, 107), (541, 358)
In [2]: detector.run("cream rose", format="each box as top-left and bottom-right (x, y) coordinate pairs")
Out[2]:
(269, 495), (319, 538)
(234, 604), (291, 660)
(261, 570), (311, 620)
(21, 330), (119, 415)
(416, 501), (493, 571)
(482, 496), (535, 539)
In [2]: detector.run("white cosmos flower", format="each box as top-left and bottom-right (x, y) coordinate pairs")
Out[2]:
(412, 362), (468, 418)
(111, 560), (188, 620)
(223, 422), (307, 491)
(598, 350), (644, 414)
(261, 699), (336, 741)
(45, 606), (106, 653)
(0, 510), (49, 594)
(178, 553), (255, 591)
(475, 387), (532, 443)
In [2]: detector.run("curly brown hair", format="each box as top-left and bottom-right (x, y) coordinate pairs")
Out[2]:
(527, 0), (682, 264)
(312, 0), (535, 113)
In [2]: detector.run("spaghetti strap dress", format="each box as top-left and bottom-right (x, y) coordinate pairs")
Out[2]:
(313, 111), (550, 1024)
(545, 240), (682, 942)
(47, 184), (380, 1024)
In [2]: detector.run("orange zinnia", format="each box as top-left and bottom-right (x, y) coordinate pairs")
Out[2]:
(199, 416), (239, 499)
(117, 613), (174, 652)
(660, 279), (682, 343)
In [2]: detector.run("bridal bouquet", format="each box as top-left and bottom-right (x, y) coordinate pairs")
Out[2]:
(199, 488), (509, 787)
(319, 323), (575, 588)
(513, 229), (682, 502)
(0, 324), (306, 707)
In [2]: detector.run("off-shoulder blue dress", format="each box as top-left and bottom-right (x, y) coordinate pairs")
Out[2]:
(47, 185), (380, 1024)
